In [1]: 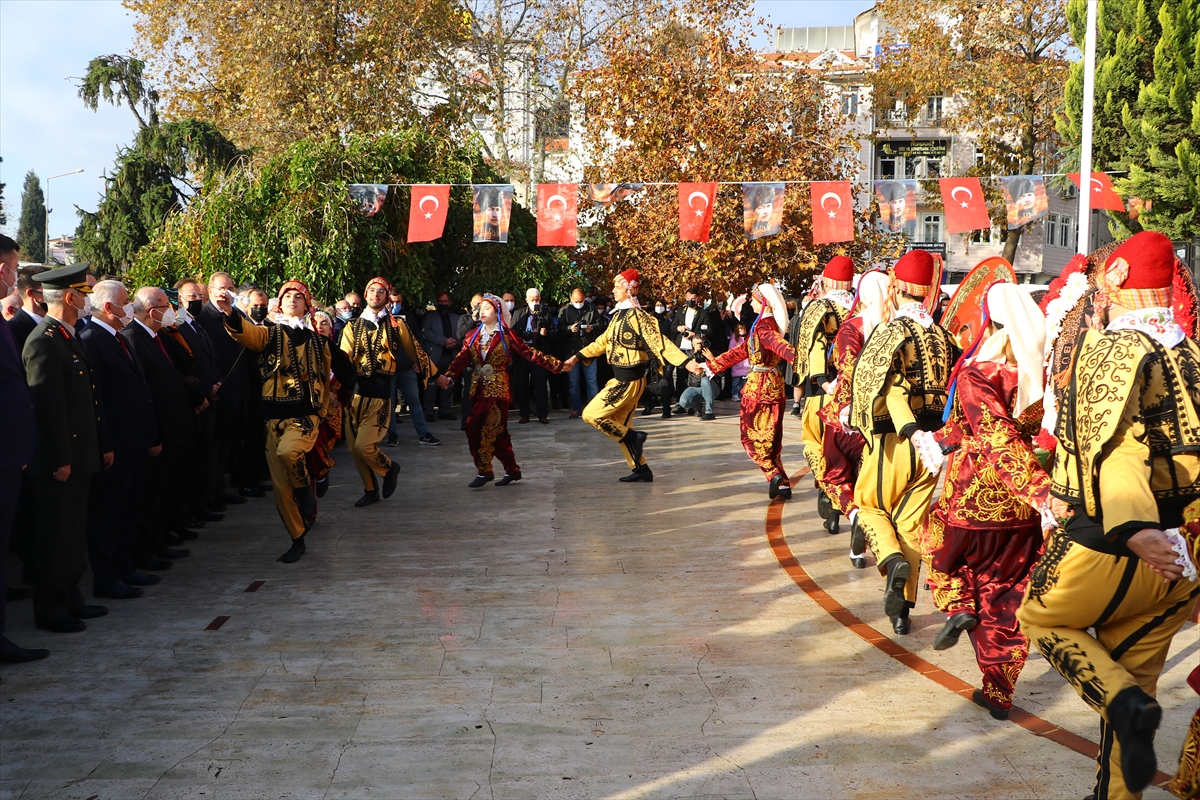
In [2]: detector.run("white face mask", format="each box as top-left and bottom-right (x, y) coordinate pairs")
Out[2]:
(571, 301), (584, 309)
(655, 305), (666, 314)
(158, 307), (177, 327)
(505, 301), (515, 312)
(120, 302), (135, 321)
(82, 296), (93, 316)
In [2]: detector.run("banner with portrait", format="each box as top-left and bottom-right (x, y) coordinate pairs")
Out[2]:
(741, 182), (785, 241)
(349, 184), (389, 217)
(588, 183), (643, 207)
(874, 180), (917, 238)
(472, 184), (514, 243)
(1001, 175), (1049, 230)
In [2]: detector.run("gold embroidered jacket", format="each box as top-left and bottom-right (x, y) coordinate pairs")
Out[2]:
(794, 298), (849, 395)
(1053, 328), (1200, 539)
(225, 314), (331, 420)
(444, 326), (562, 401)
(849, 316), (957, 444)
(576, 307), (691, 375)
(340, 313), (437, 397)
(706, 317), (794, 402)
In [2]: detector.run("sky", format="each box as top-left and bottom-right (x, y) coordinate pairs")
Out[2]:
(0, 0), (876, 241)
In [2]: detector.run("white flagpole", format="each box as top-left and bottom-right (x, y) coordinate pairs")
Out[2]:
(1076, 0), (1099, 255)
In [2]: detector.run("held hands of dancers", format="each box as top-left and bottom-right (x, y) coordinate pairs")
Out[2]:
(1128, 528), (1190, 582)
(685, 359), (704, 376)
(435, 374), (452, 389)
(910, 429), (945, 474)
(561, 355), (578, 371)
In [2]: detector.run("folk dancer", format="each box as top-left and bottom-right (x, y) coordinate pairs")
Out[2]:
(222, 280), (331, 563)
(793, 256), (855, 519)
(341, 276), (437, 507)
(701, 284), (796, 498)
(307, 310), (354, 498)
(847, 249), (957, 634)
(436, 294), (563, 487)
(1017, 232), (1200, 799)
(816, 269), (889, 563)
(562, 269), (702, 483)
(921, 283), (1055, 721)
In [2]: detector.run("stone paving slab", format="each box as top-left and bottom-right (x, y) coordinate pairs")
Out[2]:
(1, 403), (1193, 799)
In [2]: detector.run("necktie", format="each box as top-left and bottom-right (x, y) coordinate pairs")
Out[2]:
(155, 334), (170, 362)
(117, 332), (133, 361)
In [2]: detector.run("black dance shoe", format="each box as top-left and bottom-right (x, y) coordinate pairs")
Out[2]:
(881, 555), (911, 618)
(0, 636), (49, 663)
(354, 490), (380, 507)
(850, 518), (866, 557)
(36, 616), (86, 634)
(280, 535), (306, 564)
(382, 462), (401, 499)
(849, 555), (867, 569)
(496, 473), (522, 486)
(971, 689), (1010, 720)
(817, 491), (833, 520)
(468, 475), (494, 488)
(93, 581), (143, 600)
(619, 465), (654, 483)
(890, 606), (910, 635)
(1109, 685), (1162, 793)
(768, 474), (784, 499)
(620, 429), (648, 466)
(933, 612), (979, 651)
(316, 478), (329, 498)
(824, 513), (840, 534)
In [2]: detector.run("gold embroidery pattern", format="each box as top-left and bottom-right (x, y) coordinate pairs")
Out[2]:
(747, 405), (779, 472)
(1026, 529), (1072, 608)
(794, 299), (846, 379)
(476, 403), (503, 476)
(958, 404), (1039, 523)
(1169, 706), (1200, 800)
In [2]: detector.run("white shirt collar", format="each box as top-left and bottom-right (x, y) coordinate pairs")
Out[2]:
(134, 317), (158, 338)
(360, 307), (386, 325)
(91, 317), (119, 337)
(25, 308), (44, 324)
(615, 298), (637, 311)
(894, 302), (934, 329)
(1107, 307), (1186, 349)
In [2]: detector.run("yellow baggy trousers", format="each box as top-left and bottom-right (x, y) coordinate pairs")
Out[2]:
(346, 394), (393, 492)
(582, 377), (647, 469)
(265, 415), (320, 540)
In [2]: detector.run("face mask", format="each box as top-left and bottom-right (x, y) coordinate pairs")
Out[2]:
(250, 306), (268, 323)
(82, 296), (93, 316)
(187, 299), (203, 318)
(350, 307), (362, 318)
(337, 310), (353, 321)
(158, 307), (177, 327)
(686, 298), (697, 308)
(505, 301), (515, 312)
(571, 301), (584, 310)
(391, 303), (402, 314)
(655, 305), (666, 314)
(120, 302), (135, 321)
(437, 303), (451, 312)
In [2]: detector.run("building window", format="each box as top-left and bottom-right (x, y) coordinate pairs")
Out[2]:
(925, 95), (943, 122)
(1046, 213), (1059, 245)
(1059, 214), (1075, 248)
(971, 225), (997, 244)
(922, 214), (943, 242)
(841, 91), (859, 117)
(878, 156), (899, 179)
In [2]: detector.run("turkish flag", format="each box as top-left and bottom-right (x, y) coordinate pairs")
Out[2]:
(810, 181), (854, 244)
(1068, 171), (1125, 212)
(678, 182), (717, 242)
(938, 177), (990, 234)
(536, 184), (578, 247)
(407, 185), (450, 242)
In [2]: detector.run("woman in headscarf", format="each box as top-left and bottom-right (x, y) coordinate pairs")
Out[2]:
(816, 269), (889, 564)
(921, 282), (1055, 721)
(435, 294), (564, 487)
(701, 283), (796, 498)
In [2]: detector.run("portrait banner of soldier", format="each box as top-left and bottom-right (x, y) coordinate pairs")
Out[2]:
(472, 184), (515, 243)
(349, 184), (389, 217)
(741, 182), (785, 241)
(873, 179), (917, 238)
(587, 183), (643, 208)
(1001, 175), (1049, 230)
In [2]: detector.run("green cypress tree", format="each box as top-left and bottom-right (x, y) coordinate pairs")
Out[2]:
(1121, 0), (1200, 237)
(16, 170), (45, 263)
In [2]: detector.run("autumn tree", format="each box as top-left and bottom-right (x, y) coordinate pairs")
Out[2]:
(569, 0), (881, 300)
(124, 0), (473, 154)
(872, 0), (1072, 263)
(74, 54), (241, 274)
(16, 171), (46, 264)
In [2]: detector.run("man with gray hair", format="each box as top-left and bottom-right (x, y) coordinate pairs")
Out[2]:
(510, 287), (555, 423)
(22, 264), (111, 632)
(80, 280), (163, 600)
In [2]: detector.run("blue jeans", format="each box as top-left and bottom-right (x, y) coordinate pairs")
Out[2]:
(568, 360), (599, 412)
(731, 375), (746, 400)
(678, 376), (715, 414)
(389, 369), (430, 438)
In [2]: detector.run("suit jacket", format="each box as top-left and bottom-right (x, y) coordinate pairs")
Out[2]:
(80, 320), (161, 455)
(122, 322), (197, 447)
(421, 309), (462, 364)
(0, 317), (36, 469)
(22, 317), (102, 476)
(198, 301), (252, 408)
(8, 307), (41, 358)
(671, 303), (726, 356)
(178, 317), (222, 394)
(510, 306), (557, 354)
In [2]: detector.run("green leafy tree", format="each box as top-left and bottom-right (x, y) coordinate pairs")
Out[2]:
(16, 171), (45, 263)
(74, 54), (241, 274)
(131, 129), (568, 305)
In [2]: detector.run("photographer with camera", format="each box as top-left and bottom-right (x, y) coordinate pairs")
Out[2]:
(672, 288), (724, 400)
(672, 322), (718, 420)
(558, 289), (606, 419)
(510, 288), (556, 424)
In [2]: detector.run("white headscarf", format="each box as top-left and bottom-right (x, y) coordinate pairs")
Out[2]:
(855, 271), (890, 339)
(755, 283), (789, 332)
(973, 283), (1046, 416)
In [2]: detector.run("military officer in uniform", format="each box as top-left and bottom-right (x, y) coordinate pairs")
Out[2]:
(21, 264), (112, 632)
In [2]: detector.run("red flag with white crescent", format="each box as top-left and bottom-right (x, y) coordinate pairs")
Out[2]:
(678, 182), (717, 242)
(810, 181), (853, 244)
(536, 184), (578, 247)
(1068, 171), (1126, 212)
(939, 177), (990, 234)
(407, 184), (450, 242)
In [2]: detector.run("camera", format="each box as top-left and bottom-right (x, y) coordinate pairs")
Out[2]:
(694, 324), (710, 362)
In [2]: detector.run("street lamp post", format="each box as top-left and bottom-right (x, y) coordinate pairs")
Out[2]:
(45, 168), (84, 265)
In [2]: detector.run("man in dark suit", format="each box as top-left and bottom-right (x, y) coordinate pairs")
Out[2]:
(124, 286), (206, 568)
(199, 272), (260, 498)
(175, 279), (228, 525)
(22, 264), (111, 633)
(8, 264), (48, 354)
(510, 287), (556, 424)
(80, 280), (163, 600)
(0, 235), (48, 660)
(671, 288), (726, 401)
(421, 291), (461, 421)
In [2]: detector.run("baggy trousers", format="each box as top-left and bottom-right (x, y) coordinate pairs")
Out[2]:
(265, 416), (320, 540)
(583, 377), (647, 469)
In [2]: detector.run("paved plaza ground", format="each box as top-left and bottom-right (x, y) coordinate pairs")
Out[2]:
(1, 402), (1196, 799)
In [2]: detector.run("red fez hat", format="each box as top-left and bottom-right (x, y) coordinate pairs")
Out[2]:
(278, 279), (313, 309)
(892, 249), (936, 297)
(1102, 231), (1176, 310)
(823, 256), (855, 283)
(618, 268), (640, 287)
(365, 276), (392, 293)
